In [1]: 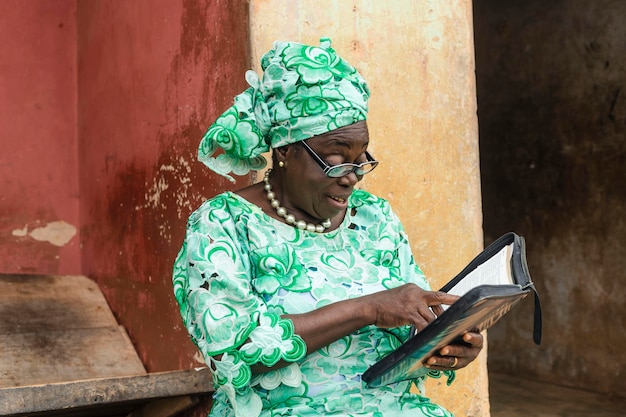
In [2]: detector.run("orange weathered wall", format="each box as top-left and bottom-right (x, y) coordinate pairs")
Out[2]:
(248, 1), (486, 416)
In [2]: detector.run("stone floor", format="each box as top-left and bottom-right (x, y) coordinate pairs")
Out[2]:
(489, 373), (626, 417)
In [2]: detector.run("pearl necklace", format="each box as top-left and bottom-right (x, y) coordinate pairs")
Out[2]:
(263, 170), (332, 233)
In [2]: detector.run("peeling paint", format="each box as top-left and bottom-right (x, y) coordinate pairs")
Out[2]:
(12, 226), (28, 237)
(12, 221), (77, 247)
(135, 156), (201, 221)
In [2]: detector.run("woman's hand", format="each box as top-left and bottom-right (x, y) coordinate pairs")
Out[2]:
(363, 283), (459, 331)
(277, 283), (458, 373)
(424, 331), (484, 370)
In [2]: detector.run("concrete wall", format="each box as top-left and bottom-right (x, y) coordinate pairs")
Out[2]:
(474, 0), (626, 397)
(249, 1), (485, 415)
(0, 1), (80, 274)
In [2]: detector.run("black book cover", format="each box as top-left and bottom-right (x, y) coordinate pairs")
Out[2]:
(362, 232), (541, 388)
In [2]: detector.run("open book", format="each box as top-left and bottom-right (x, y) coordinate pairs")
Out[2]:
(362, 232), (542, 388)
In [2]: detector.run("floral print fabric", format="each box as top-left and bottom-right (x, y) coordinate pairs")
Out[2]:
(173, 190), (454, 417)
(198, 37), (370, 182)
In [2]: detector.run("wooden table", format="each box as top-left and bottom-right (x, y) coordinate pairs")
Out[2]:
(0, 274), (213, 417)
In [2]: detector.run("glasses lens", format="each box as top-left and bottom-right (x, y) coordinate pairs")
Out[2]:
(326, 161), (379, 178)
(326, 165), (355, 178)
(355, 162), (378, 176)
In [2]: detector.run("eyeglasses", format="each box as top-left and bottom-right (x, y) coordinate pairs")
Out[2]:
(300, 140), (379, 178)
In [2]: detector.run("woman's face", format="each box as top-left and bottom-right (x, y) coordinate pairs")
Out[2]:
(278, 121), (371, 222)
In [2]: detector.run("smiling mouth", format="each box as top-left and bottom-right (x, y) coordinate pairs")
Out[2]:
(329, 196), (347, 204)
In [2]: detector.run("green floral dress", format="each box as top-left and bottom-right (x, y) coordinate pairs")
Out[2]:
(173, 189), (454, 417)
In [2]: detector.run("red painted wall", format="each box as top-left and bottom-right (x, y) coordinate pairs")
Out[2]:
(0, 1), (80, 274)
(77, 0), (251, 372)
(1, 0), (250, 377)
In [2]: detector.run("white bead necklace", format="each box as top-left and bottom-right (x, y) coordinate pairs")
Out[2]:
(263, 170), (332, 233)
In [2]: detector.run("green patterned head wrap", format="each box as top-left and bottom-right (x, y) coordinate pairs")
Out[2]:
(198, 37), (370, 182)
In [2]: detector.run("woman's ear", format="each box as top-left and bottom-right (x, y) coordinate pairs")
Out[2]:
(274, 145), (290, 165)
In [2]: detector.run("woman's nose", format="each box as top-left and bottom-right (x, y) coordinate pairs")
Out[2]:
(337, 170), (359, 186)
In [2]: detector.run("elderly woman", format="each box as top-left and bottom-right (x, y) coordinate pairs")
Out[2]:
(173, 38), (483, 417)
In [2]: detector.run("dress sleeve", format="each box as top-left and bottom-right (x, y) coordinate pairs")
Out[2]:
(172, 195), (306, 416)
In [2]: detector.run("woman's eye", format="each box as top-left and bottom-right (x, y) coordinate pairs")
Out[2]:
(324, 151), (367, 165)
(352, 153), (367, 164)
(325, 155), (346, 165)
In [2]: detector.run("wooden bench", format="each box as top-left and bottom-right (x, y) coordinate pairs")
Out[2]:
(0, 274), (213, 417)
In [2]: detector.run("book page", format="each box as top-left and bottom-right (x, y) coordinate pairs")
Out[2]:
(447, 243), (515, 297)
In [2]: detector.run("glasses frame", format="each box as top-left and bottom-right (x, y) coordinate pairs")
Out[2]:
(299, 140), (379, 178)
